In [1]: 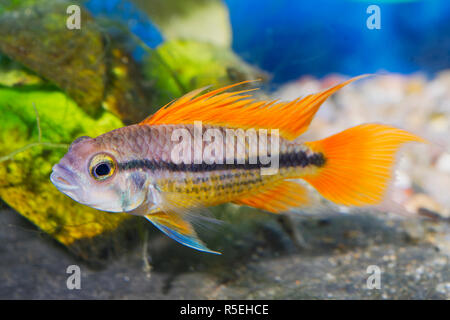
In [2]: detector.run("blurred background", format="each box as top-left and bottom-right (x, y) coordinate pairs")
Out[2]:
(0, 0), (449, 299)
(84, 0), (450, 82)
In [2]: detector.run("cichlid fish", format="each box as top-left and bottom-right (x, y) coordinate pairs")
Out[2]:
(50, 76), (424, 254)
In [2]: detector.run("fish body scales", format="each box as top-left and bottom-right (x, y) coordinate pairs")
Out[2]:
(95, 124), (324, 208)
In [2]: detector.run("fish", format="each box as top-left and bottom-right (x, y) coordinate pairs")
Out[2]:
(50, 75), (424, 254)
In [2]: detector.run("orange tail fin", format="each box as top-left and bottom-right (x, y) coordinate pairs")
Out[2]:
(303, 124), (425, 206)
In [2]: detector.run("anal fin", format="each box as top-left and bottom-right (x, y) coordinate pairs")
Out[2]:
(233, 181), (309, 213)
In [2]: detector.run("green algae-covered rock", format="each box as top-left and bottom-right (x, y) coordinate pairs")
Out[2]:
(0, 55), (45, 87)
(0, 0), (106, 116)
(102, 48), (157, 124)
(0, 0), (155, 124)
(0, 84), (131, 247)
(144, 40), (269, 108)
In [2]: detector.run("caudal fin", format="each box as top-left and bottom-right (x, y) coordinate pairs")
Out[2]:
(303, 124), (425, 206)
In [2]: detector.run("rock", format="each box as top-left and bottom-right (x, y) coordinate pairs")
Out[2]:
(1, 207), (449, 299)
(0, 0), (106, 116)
(405, 193), (444, 216)
(143, 39), (269, 108)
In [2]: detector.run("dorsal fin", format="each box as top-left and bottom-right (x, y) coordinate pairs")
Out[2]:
(140, 76), (369, 140)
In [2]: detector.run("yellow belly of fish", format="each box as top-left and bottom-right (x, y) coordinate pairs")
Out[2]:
(155, 165), (318, 209)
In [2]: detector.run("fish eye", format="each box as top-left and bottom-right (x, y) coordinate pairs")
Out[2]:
(89, 154), (116, 181)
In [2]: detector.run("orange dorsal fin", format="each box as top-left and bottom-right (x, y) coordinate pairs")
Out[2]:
(140, 76), (368, 140)
(233, 180), (309, 213)
(302, 124), (425, 206)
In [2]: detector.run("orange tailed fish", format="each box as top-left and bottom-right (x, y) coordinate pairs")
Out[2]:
(50, 76), (424, 254)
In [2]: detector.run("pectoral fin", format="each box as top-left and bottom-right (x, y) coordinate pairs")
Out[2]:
(144, 212), (221, 255)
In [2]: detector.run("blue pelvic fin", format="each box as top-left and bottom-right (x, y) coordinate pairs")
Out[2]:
(144, 213), (221, 255)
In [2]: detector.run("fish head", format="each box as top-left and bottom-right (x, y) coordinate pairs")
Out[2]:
(50, 135), (147, 213)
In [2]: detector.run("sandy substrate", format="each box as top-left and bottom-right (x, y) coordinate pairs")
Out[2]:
(1, 205), (449, 299)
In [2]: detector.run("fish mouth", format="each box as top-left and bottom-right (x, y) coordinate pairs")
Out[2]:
(50, 164), (79, 192)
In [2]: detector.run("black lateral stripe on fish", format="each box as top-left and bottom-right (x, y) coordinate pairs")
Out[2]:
(117, 151), (326, 172)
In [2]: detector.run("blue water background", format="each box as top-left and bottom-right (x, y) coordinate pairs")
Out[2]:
(85, 0), (450, 83)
